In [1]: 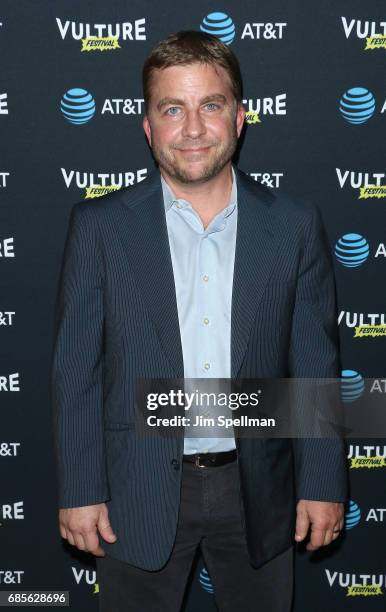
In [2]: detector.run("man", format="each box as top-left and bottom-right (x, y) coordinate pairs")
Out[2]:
(51, 31), (348, 612)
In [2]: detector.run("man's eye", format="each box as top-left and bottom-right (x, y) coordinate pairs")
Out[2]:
(205, 103), (219, 111)
(166, 107), (180, 115)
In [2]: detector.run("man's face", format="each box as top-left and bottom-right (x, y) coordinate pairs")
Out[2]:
(143, 62), (245, 184)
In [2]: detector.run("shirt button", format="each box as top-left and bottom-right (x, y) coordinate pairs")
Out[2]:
(204, 362), (211, 370)
(203, 275), (209, 282)
(176, 203), (182, 209)
(203, 318), (209, 325)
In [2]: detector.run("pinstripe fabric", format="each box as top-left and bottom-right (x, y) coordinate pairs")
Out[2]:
(50, 165), (348, 571)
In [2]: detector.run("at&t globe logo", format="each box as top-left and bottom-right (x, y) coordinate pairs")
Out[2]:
(339, 87), (375, 124)
(334, 233), (369, 268)
(345, 500), (361, 530)
(199, 567), (214, 594)
(340, 370), (364, 402)
(200, 12), (236, 45)
(60, 88), (96, 125)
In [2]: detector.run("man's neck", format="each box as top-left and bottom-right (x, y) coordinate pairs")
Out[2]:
(160, 163), (234, 228)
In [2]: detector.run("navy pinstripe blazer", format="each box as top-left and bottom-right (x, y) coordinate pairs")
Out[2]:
(51, 165), (348, 570)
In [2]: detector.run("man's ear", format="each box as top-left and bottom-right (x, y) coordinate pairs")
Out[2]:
(236, 103), (246, 138)
(143, 115), (152, 147)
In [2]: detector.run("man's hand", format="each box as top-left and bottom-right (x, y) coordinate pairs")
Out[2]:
(295, 500), (345, 550)
(59, 503), (117, 556)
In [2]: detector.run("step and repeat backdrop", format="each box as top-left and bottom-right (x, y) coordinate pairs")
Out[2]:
(1, 1), (385, 610)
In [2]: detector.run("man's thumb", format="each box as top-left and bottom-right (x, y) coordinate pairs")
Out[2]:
(295, 509), (310, 542)
(98, 512), (117, 542)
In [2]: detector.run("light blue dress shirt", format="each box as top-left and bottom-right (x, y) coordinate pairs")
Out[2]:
(161, 167), (238, 454)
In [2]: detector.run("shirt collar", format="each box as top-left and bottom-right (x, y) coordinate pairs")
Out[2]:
(161, 166), (237, 217)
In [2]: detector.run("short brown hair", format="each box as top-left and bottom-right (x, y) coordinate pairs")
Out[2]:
(142, 30), (243, 113)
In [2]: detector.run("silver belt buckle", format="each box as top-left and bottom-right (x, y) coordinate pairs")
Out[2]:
(195, 454), (206, 468)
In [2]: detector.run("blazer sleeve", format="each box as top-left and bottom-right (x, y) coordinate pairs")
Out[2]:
(50, 202), (110, 508)
(289, 203), (349, 503)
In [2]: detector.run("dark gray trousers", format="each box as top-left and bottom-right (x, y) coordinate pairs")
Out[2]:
(96, 458), (294, 611)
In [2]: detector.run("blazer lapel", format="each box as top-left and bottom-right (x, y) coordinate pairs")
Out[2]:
(115, 169), (185, 378)
(115, 166), (280, 380)
(231, 166), (279, 378)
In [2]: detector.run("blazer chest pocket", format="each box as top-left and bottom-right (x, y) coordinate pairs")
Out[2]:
(264, 277), (297, 288)
(262, 278), (297, 303)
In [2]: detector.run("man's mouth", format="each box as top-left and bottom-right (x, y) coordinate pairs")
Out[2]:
(177, 146), (212, 152)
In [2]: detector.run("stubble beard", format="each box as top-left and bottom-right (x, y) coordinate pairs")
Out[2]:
(151, 126), (239, 185)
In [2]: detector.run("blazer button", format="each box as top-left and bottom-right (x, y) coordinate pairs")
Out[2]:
(171, 458), (180, 470)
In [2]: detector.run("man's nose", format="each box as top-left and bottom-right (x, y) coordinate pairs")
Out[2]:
(181, 109), (206, 139)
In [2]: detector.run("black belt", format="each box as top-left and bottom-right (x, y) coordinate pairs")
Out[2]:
(183, 449), (237, 468)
